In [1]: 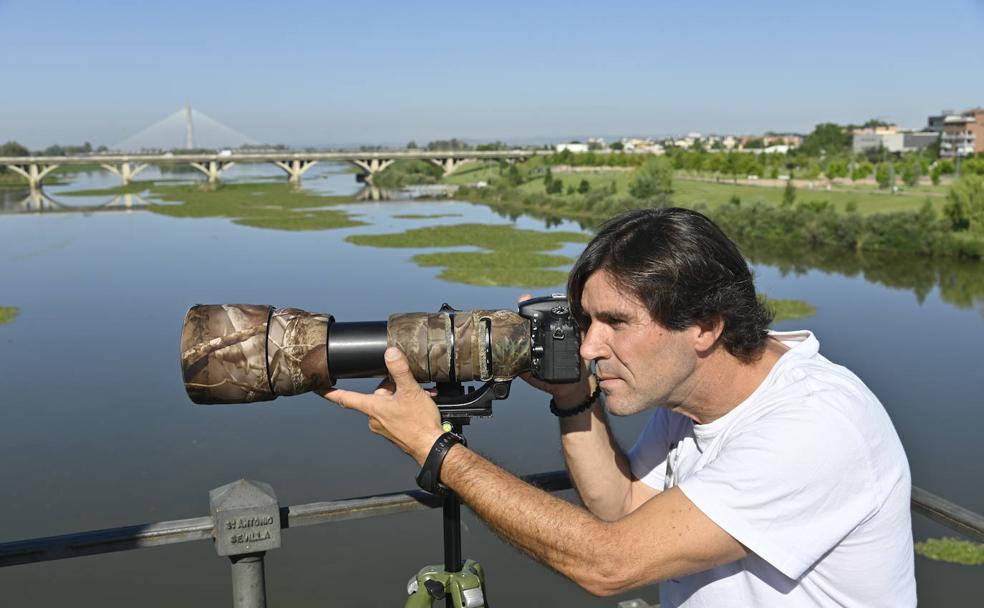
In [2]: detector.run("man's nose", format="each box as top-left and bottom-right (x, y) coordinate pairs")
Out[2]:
(579, 325), (608, 361)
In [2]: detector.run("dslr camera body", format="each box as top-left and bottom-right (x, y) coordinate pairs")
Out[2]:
(518, 295), (581, 384)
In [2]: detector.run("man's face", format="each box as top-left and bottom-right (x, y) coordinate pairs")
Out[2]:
(578, 270), (699, 416)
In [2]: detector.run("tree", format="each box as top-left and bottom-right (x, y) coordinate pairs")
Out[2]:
(854, 162), (873, 181)
(875, 163), (892, 190)
(406, 140), (418, 149)
(548, 178), (564, 195)
(800, 123), (851, 157)
(825, 159), (849, 180)
(743, 138), (765, 150)
(629, 156), (674, 203)
(578, 179), (590, 194)
(902, 161), (921, 187)
(610, 141), (624, 151)
(0, 141), (29, 156)
(721, 152), (743, 183)
(944, 175), (984, 233)
(506, 164), (523, 186)
(543, 167), (554, 191)
(782, 179), (796, 207)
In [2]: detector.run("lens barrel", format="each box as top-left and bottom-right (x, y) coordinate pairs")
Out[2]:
(181, 305), (533, 405)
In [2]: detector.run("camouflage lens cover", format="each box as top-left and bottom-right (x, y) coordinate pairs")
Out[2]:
(267, 308), (333, 396)
(181, 304), (276, 404)
(181, 304), (334, 404)
(387, 310), (531, 383)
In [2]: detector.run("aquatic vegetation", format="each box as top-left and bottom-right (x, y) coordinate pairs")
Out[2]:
(146, 182), (364, 231)
(56, 180), (364, 230)
(0, 306), (18, 326)
(346, 223), (590, 288)
(915, 537), (984, 566)
(392, 213), (463, 219)
(761, 297), (817, 322)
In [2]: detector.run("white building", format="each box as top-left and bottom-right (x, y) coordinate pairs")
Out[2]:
(555, 142), (589, 153)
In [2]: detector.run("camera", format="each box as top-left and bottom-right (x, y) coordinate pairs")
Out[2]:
(518, 295), (580, 383)
(181, 295), (582, 406)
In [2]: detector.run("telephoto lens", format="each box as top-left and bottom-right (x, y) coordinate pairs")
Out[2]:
(180, 304), (534, 405)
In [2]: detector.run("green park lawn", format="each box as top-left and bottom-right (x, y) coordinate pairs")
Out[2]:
(443, 161), (946, 216)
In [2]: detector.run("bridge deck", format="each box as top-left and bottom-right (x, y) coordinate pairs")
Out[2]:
(0, 150), (548, 165)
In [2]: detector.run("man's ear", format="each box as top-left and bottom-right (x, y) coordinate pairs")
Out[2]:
(693, 317), (724, 355)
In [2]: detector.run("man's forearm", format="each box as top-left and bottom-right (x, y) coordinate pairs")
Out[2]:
(558, 398), (635, 521)
(440, 444), (631, 596)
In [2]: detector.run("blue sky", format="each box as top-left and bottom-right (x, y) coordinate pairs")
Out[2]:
(2, 0), (984, 148)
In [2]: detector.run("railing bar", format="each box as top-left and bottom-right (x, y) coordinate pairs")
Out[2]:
(2, 474), (979, 569)
(911, 486), (984, 543)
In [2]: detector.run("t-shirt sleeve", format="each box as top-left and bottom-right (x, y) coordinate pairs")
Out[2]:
(676, 394), (878, 580)
(626, 409), (672, 491)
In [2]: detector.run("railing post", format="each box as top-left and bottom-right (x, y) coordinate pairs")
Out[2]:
(209, 480), (282, 608)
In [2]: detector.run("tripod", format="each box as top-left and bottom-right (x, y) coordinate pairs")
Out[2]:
(404, 380), (510, 608)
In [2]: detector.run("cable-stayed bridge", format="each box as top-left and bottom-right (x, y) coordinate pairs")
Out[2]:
(1, 105), (546, 190)
(114, 105), (258, 152)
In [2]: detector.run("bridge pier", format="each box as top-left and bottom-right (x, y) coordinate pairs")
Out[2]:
(350, 158), (394, 183)
(190, 160), (235, 183)
(5, 163), (61, 191)
(273, 159), (318, 184)
(101, 162), (149, 186)
(428, 157), (473, 176)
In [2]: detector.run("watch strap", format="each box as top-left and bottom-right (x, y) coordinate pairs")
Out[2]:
(416, 431), (466, 495)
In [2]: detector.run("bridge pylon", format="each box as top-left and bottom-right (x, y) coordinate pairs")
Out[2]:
(5, 163), (61, 191)
(349, 158), (394, 183)
(273, 159), (318, 185)
(428, 157), (474, 176)
(101, 162), (149, 186)
(189, 160), (235, 184)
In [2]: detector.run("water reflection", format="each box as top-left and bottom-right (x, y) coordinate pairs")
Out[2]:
(355, 184), (387, 201)
(744, 244), (984, 315)
(0, 189), (152, 214)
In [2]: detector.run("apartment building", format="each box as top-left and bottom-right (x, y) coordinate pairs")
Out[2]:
(936, 108), (984, 158)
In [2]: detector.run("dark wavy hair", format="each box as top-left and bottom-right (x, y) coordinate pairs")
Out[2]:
(567, 207), (773, 363)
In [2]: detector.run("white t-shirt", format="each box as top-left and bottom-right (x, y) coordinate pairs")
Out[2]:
(627, 331), (915, 607)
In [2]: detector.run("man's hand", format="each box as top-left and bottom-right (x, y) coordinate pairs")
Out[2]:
(319, 347), (444, 466)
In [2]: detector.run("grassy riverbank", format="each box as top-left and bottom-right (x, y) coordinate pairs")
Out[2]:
(443, 161), (943, 215)
(440, 161), (984, 261)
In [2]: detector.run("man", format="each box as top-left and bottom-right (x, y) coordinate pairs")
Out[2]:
(322, 207), (916, 606)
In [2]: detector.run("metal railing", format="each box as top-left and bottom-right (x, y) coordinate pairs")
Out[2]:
(1, 472), (981, 606)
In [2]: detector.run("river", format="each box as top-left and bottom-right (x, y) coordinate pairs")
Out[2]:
(0, 163), (981, 606)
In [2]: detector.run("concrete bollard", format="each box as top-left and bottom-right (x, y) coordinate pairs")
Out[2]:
(210, 480), (281, 608)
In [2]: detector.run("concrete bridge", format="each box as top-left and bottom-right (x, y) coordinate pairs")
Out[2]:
(0, 150), (545, 191)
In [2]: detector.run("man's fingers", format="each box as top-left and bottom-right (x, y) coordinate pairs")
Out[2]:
(517, 292), (533, 304)
(374, 377), (396, 396)
(320, 387), (371, 413)
(383, 347), (422, 394)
